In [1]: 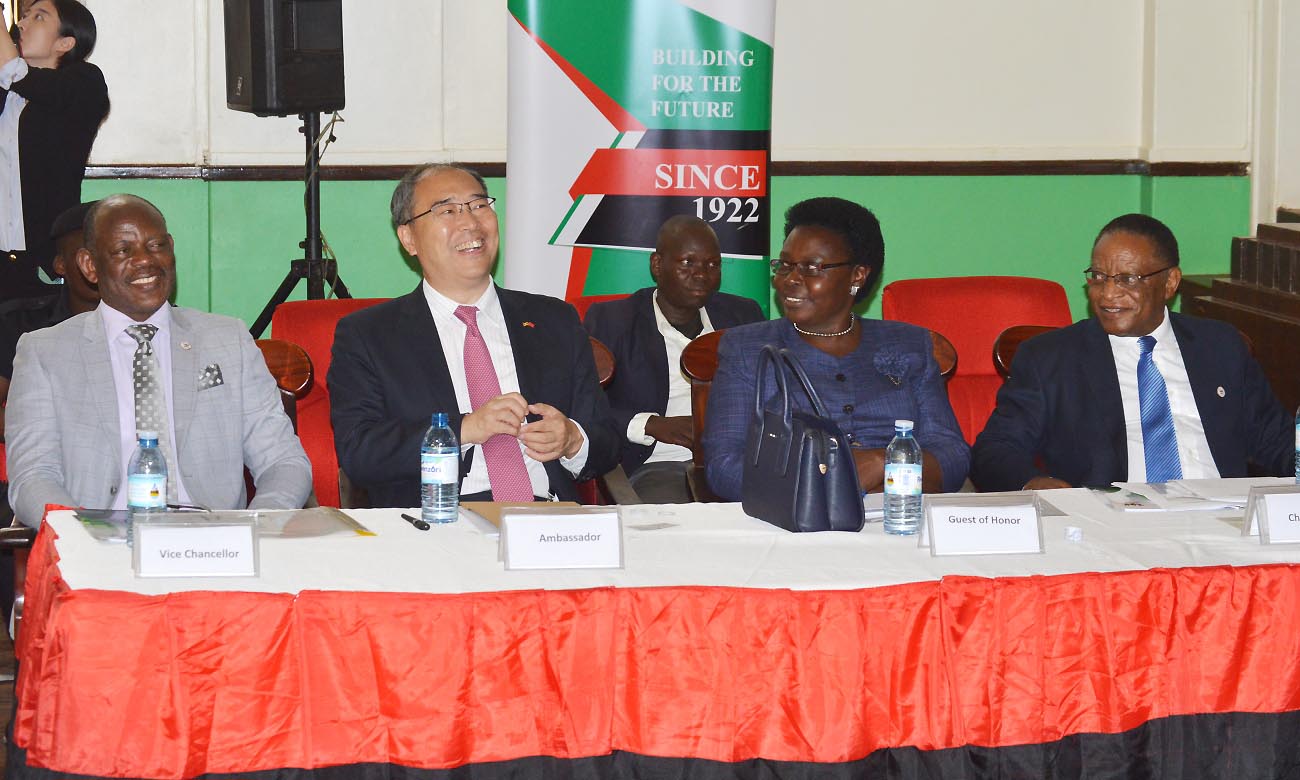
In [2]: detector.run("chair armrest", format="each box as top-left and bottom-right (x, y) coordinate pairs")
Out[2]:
(596, 465), (641, 505)
(0, 524), (36, 550)
(686, 465), (724, 503)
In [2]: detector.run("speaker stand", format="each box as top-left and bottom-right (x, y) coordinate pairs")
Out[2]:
(250, 112), (351, 338)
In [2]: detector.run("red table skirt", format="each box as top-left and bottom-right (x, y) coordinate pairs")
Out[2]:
(14, 523), (1300, 779)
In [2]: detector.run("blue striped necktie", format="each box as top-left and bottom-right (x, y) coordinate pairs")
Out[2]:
(1137, 335), (1182, 483)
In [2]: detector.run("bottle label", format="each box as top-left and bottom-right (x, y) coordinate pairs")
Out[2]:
(421, 451), (459, 484)
(884, 463), (922, 496)
(128, 474), (167, 509)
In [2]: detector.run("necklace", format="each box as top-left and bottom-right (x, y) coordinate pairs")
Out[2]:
(793, 317), (855, 338)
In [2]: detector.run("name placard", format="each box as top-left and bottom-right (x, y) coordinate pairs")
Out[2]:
(1244, 485), (1300, 543)
(500, 506), (623, 570)
(132, 516), (258, 577)
(923, 493), (1044, 556)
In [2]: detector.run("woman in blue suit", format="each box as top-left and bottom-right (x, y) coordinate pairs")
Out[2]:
(703, 197), (970, 500)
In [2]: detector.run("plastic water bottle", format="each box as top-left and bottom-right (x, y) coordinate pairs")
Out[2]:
(883, 420), (923, 535)
(127, 431), (168, 545)
(1294, 406), (1299, 485)
(421, 412), (460, 524)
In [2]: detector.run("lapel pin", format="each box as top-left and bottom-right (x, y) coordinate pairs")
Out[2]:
(180, 342), (193, 350)
(1216, 386), (1225, 398)
(522, 321), (535, 328)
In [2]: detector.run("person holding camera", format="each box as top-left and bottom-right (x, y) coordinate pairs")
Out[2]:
(0, 0), (108, 302)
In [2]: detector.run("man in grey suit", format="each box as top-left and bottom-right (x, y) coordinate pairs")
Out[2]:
(5, 194), (311, 527)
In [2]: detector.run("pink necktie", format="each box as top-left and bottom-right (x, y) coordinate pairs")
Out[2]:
(454, 305), (535, 501)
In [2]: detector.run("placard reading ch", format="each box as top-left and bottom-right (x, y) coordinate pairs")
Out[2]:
(133, 517), (258, 577)
(923, 493), (1044, 556)
(1244, 485), (1300, 543)
(500, 507), (623, 570)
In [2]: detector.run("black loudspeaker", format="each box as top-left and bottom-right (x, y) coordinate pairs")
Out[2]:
(223, 0), (345, 117)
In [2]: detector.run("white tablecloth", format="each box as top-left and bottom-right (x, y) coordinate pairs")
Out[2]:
(44, 478), (1300, 597)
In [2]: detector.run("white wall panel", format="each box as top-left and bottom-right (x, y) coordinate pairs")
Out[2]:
(1149, 0), (1253, 161)
(73, 0), (1258, 166)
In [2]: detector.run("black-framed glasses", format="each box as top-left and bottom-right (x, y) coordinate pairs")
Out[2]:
(770, 259), (853, 277)
(1082, 265), (1174, 289)
(404, 196), (496, 226)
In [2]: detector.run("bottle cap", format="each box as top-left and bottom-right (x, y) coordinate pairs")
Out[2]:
(431, 412), (449, 426)
(136, 430), (159, 441)
(894, 419), (914, 431)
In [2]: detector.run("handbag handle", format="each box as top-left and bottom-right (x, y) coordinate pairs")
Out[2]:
(751, 345), (794, 467)
(750, 344), (839, 470)
(752, 344), (839, 429)
(776, 347), (833, 419)
(753, 345), (791, 424)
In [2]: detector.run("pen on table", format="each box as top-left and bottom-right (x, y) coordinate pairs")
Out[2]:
(401, 513), (431, 531)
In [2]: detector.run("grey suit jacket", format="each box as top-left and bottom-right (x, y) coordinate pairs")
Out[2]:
(6, 306), (312, 527)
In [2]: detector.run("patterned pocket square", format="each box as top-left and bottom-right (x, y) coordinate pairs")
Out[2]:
(198, 363), (224, 390)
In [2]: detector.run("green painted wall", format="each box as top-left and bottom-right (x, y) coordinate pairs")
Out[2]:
(82, 174), (1250, 329)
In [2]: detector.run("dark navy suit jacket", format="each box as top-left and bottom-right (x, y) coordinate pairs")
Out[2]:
(583, 287), (764, 474)
(328, 285), (621, 508)
(971, 313), (1293, 491)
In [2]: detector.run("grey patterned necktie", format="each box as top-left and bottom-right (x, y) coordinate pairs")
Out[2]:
(125, 324), (178, 503)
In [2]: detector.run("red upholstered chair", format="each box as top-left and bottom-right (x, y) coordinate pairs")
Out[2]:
(881, 276), (1072, 445)
(271, 298), (387, 507)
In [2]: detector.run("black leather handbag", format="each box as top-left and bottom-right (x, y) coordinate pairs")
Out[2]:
(741, 346), (865, 532)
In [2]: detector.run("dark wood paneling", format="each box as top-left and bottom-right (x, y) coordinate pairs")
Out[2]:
(1179, 274), (1215, 301)
(1208, 277), (1300, 320)
(770, 160), (1155, 176)
(1147, 161), (1250, 177)
(1258, 223), (1300, 249)
(1183, 294), (1300, 413)
(86, 163), (508, 181)
(86, 165), (205, 179)
(84, 160), (1247, 181)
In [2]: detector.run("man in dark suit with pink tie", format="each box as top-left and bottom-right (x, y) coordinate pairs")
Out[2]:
(328, 163), (620, 508)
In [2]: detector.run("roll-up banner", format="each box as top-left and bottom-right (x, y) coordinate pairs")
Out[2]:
(506, 0), (775, 310)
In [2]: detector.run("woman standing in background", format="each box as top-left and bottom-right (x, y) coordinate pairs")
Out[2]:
(0, 0), (107, 302)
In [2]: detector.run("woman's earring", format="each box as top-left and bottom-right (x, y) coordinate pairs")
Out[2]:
(850, 285), (860, 296)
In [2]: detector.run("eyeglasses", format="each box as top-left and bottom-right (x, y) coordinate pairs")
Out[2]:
(770, 259), (853, 277)
(404, 196), (496, 226)
(1082, 265), (1174, 289)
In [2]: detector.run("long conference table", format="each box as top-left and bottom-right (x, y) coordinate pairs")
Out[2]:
(10, 481), (1300, 779)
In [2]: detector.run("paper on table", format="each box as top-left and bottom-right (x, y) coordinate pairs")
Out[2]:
(256, 508), (375, 538)
(1108, 479), (1266, 512)
(1097, 487), (1165, 512)
(1163, 477), (1293, 504)
(73, 507), (375, 543)
(460, 501), (580, 528)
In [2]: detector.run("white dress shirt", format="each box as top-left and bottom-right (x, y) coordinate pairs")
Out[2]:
(0, 57), (29, 252)
(422, 280), (589, 498)
(1108, 307), (1219, 482)
(99, 303), (193, 508)
(627, 291), (714, 464)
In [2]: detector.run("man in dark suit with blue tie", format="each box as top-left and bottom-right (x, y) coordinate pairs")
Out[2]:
(972, 213), (1293, 491)
(584, 216), (763, 502)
